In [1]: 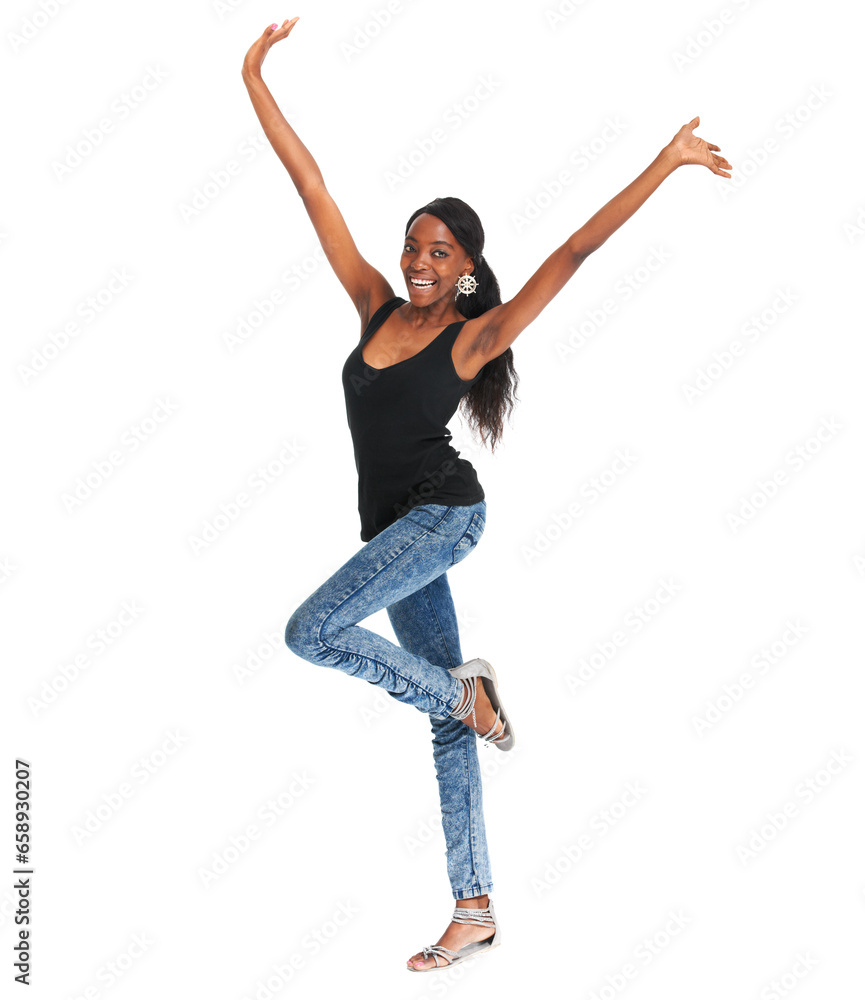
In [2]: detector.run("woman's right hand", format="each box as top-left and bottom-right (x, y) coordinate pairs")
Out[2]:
(242, 17), (300, 79)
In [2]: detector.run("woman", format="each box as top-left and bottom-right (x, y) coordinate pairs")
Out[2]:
(242, 17), (732, 974)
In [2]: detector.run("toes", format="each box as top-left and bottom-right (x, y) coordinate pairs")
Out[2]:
(407, 951), (448, 970)
(407, 956), (433, 970)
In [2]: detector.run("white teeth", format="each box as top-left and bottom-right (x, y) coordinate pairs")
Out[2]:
(410, 278), (434, 287)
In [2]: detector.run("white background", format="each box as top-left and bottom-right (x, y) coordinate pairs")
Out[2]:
(3, 0), (863, 996)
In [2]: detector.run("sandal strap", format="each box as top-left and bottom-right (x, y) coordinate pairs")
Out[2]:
(414, 907), (497, 968)
(451, 677), (509, 747)
(451, 905), (496, 926)
(420, 946), (441, 968)
(450, 675), (477, 721)
(423, 943), (461, 964)
(479, 708), (506, 744)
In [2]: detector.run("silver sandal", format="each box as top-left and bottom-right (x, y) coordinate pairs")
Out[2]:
(407, 901), (501, 972)
(448, 658), (515, 751)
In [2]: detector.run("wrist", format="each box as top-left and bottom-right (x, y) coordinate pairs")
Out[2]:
(659, 143), (682, 171)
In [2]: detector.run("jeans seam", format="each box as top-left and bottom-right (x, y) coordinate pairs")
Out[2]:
(464, 736), (481, 885)
(451, 511), (485, 566)
(421, 584), (460, 671)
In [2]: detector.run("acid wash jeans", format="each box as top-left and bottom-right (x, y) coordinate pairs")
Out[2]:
(285, 500), (492, 900)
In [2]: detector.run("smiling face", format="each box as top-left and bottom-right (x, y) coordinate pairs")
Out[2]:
(402, 213), (474, 304)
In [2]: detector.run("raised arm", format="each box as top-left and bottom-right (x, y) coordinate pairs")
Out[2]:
(241, 18), (393, 318)
(469, 117), (733, 363)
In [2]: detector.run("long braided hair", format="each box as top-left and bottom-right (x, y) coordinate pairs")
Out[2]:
(404, 196), (519, 453)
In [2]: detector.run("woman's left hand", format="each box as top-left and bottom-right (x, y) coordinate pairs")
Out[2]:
(666, 116), (733, 177)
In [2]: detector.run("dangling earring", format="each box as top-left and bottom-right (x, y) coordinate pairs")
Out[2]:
(455, 272), (478, 296)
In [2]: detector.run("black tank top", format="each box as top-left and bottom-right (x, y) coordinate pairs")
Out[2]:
(342, 296), (485, 541)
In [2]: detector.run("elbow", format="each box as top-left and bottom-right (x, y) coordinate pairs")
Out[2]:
(298, 180), (327, 202)
(567, 239), (599, 263)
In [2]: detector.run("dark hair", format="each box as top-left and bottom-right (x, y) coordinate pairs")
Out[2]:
(404, 196), (519, 453)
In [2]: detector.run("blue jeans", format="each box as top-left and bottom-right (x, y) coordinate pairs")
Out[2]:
(285, 500), (493, 899)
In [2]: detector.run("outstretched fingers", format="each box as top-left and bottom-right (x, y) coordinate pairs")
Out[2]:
(265, 16), (299, 40)
(711, 151), (733, 178)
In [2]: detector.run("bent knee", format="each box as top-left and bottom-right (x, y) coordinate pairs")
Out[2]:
(285, 607), (309, 655)
(285, 605), (325, 660)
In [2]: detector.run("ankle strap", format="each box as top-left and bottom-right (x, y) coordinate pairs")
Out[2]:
(450, 676), (508, 747)
(451, 904), (495, 926)
(449, 675), (477, 721)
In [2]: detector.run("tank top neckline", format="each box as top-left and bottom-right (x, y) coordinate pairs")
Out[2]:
(360, 296), (468, 374)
